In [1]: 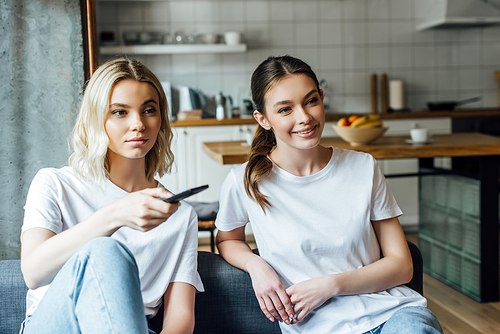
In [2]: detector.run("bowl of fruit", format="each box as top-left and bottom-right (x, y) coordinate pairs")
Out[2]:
(332, 115), (388, 146)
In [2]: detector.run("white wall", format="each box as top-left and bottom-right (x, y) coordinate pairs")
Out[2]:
(97, 0), (500, 114)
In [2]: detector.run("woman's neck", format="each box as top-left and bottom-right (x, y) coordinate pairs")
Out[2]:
(269, 145), (332, 177)
(107, 154), (157, 193)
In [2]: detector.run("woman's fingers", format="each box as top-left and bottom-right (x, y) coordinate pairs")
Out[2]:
(291, 302), (309, 323)
(261, 294), (286, 324)
(111, 188), (180, 232)
(258, 291), (293, 325)
(276, 287), (295, 320)
(268, 293), (287, 323)
(247, 258), (294, 325)
(256, 296), (275, 322)
(262, 295), (280, 322)
(143, 188), (182, 217)
(135, 187), (176, 204)
(286, 277), (331, 323)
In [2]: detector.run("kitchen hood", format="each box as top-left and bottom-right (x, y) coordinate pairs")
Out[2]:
(417, 0), (500, 30)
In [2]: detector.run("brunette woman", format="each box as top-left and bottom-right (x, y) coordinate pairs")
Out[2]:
(215, 55), (442, 334)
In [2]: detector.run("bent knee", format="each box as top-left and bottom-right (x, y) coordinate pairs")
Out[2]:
(80, 237), (134, 262)
(383, 306), (443, 334)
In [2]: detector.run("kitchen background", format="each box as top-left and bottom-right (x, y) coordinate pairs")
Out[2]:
(95, 0), (500, 235)
(3, 0), (500, 259)
(96, 0), (500, 113)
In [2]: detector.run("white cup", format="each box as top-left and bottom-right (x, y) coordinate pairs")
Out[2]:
(224, 31), (241, 45)
(410, 128), (430, 143)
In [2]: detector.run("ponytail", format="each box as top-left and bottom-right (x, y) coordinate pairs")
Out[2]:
(244, 126), (276, 212)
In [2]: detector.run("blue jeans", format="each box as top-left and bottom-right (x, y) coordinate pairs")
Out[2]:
(21, 237), (155, 334)
(363, 306), (443, 334)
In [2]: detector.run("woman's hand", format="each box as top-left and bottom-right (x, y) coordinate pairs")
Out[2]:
(246, 258), (295, 325)
(98, 187), (180, 233)
(21, 187), (178, 289)
(285, 276), (334, 323)
(216, 228), (294, 325)
(284, 217), (413, 324)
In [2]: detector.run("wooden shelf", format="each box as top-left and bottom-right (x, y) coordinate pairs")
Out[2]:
(324, 109), (500, 122)
(170, 109), (500, 127)
(374, 108), (500, 120)
(171, 117), (256, 127)
(99, 44), (247, 55)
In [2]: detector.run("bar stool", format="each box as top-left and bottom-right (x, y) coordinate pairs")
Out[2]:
(187, 201), (219, 252)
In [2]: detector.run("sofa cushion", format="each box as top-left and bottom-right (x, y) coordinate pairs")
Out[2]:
(0, 254), (279, 334)
(0, 242), (422, 334)
(0, 260), (27, 334)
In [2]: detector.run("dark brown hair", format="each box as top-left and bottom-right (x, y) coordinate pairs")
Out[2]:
(244, 55), (320, 211)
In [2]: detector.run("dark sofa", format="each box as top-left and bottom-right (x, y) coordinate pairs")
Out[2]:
(0, 242), (422, 334)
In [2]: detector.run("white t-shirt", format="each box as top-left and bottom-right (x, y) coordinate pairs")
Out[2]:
(21, 166), (204, 318)
(216, 147), (427, 334)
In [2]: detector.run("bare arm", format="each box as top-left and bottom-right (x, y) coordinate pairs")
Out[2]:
(326, 217), (413, 295)
(160, 282), (196, 334)
(216, 226), (257, 272)
(216, 227), (295, 325)
(286, 217), (413, 322)
(21, 187), (179, 289)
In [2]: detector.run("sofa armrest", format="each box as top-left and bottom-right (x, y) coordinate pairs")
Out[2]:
(194, 251), (281, 334)
(406, 240), (424, 295)
(0, 260), (28, 334)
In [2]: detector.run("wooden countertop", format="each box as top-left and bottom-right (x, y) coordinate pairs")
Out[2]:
(202, 132), (500, 164)
(172, 109), (500, 127)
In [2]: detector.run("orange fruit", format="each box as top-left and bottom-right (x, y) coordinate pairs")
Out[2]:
(348, 115), (359, 123)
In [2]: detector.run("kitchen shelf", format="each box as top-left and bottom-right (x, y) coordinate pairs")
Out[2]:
(99, 44), (247, 55)
(375, 108), (500, 120)
(171, 118), (257, 127)
(169, 109), (500, 127)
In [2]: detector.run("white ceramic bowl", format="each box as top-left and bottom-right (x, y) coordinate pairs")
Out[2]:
(332, 125), (388, 146)
(202, 34), (220, 44)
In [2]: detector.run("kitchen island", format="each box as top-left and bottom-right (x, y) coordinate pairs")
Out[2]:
(164, 113), (498, 221)
(202, 132), (500, 163)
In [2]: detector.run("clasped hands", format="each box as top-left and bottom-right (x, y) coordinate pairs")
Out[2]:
(247, 258), (332, 325)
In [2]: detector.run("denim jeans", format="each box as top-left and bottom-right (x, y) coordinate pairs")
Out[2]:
(21, 237), (153, 334)
(363, 306), (443, 334)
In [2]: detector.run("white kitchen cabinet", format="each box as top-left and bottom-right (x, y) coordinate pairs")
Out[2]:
(159, 124), (257, 202)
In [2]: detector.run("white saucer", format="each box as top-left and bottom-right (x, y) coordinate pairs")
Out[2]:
(405, 139), (433, 145)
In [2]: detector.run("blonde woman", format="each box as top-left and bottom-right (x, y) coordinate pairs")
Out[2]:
(215, 55), (442, 334)
(20, 58), (203, 334)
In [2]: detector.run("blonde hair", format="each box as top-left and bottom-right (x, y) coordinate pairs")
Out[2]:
(69, 58), (174, 183)
(244, 55), (320, 211)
